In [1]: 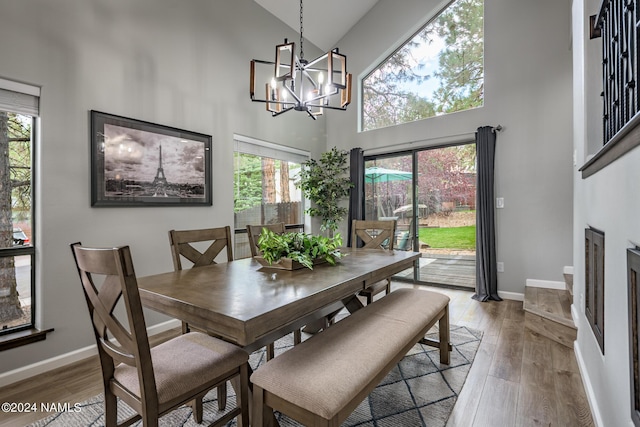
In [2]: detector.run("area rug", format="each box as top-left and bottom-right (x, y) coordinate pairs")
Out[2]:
(29, 324), (482, 427)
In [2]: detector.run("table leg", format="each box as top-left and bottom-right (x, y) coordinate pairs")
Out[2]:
(232, 362), (280, 427)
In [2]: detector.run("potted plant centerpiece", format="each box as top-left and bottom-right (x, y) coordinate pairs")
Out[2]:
(256, 229), (343, 270)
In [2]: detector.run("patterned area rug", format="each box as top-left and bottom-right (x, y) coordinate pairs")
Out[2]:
(29, 324), (481, 427)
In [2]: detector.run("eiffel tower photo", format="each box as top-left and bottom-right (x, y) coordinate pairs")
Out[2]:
(152, 145), (168, 196)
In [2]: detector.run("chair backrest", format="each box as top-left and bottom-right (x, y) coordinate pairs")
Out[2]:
(70, 243), (157, 401)
(168, 226), (233, 270)
(246, 223), (286, 257)
(351, 220), (396, 250)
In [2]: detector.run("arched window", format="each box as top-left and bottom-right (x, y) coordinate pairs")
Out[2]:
(362, 0), (484, 131)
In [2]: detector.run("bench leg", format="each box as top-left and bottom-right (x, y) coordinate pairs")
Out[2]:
(439, 305), (450, 365)
(252, 385), (277, 427)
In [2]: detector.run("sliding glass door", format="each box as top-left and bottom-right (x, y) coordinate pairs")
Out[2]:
(365, 143), (477, 289)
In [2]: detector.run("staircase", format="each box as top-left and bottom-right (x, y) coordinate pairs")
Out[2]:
(523, 270), (576, 348)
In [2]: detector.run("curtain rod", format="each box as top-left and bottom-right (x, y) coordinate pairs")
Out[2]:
(363, 124), (504, 156)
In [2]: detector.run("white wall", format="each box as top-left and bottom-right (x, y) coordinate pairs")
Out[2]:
(0, 0), (327, 375)
(327, 0), (574, 295)
(573, 1), (640, 425)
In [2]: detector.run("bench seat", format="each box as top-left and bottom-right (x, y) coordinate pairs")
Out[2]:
(250, 288), (450, 427)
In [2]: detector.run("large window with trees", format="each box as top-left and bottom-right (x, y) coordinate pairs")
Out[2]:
(362, 0), (484, 131)
(0, 81), (38, 336)
(233, 136), (308, 258)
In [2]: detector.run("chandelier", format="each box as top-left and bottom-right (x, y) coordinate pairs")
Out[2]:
(250, 0), (352, 120)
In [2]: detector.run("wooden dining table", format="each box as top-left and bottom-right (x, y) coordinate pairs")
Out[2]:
(137, 248), (420, 354)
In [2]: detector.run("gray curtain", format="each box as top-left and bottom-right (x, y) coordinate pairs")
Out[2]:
(347, 147), (364, 247)
(473, 126), (502, 302)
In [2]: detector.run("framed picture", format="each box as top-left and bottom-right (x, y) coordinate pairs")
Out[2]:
(90, 110), (212, 207)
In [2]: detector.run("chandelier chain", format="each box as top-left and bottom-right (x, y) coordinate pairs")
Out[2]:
(299, 0), (304, 61)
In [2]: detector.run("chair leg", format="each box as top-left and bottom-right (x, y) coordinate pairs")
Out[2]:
(181, 321), (190, 334)
(217, 383), (227, 410)
(266, 342), (275, 360)
(237, 364), (250, 427)
(294, 329), (302, 345)
(104, 389), (118, 427)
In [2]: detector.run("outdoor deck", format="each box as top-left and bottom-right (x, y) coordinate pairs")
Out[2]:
(395, 252), (476, 289)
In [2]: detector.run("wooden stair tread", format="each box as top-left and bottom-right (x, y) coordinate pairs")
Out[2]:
(523, 287), (575, 329)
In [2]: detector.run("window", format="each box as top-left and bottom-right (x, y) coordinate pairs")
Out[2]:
(0, 80), (38, 336)
(233, 136), (308, 258)
(361, 0), (484, 131)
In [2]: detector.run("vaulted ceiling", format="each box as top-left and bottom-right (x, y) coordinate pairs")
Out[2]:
(254, 0), (379, 51)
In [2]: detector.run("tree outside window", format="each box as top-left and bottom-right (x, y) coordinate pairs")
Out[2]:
(362, 0), (484, 131)
(0, 111), (34, 332)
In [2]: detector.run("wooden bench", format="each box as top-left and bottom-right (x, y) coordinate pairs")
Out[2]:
(250, 288), (451, 427)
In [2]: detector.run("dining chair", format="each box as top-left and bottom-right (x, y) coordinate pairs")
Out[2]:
(246, 222), (285, 257)
(246, 222), (302, 356)
(351, 219), (397, 304)
(168, 226), (233, 272)
(168, 226), (234, 410)
(70, 242), (249, 427)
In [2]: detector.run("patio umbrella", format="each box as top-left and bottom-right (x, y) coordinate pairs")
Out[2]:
(364, 167), (412, 183)
(364, 167), (412, 217)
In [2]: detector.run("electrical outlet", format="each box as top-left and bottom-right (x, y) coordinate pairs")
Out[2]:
(497, 262), (504, 272)
(496, 197), (504, 209)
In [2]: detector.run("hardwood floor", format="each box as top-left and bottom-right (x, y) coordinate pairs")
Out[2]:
(0, 284), (594, 427)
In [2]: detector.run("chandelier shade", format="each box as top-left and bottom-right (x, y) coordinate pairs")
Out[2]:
(249, 1), (352, 120)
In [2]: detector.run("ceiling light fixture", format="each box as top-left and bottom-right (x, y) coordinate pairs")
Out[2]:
(250, 0), (352, 120)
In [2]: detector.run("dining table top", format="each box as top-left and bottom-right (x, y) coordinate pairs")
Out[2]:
(137, 248), (420, 351)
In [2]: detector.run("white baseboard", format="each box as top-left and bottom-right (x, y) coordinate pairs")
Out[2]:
(498, 291), (524, 301)
(0, 319), (180, 388)
(571, 303), (580, 327)
(573, 340), (605, 427)
(526, 278), (566, 290)
(564, 266), (574, 275)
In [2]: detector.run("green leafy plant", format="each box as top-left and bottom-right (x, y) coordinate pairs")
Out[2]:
(257, 229), (344, 270)
(295, 147), (353, 235)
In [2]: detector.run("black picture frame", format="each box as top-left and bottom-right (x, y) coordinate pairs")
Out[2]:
(90, 110), (212, 207)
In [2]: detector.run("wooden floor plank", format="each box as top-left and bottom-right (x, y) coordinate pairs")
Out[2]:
(488, 318), (524, 383)
(516, 383), (558, 427)
(472, 375), (519, 427)
(446, 339), (496, 427)
(554, 369), (595, 427)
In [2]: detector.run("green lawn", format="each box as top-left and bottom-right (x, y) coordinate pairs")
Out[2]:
(418, 225), (476, 250)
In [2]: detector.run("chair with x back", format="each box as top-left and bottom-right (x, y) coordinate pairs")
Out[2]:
(70, 242), (249, 427)
(351, 219), (397, 304)
(168, 225), (234, 410)
(169, 226), (233, 273)
(246, 222), (303, 357)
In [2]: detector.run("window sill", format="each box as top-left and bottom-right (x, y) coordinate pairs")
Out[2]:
(0, 327), (54, 352)
(580, 112), (640, 178)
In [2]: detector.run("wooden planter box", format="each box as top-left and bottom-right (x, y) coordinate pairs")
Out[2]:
(255, 256), (327, 270)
